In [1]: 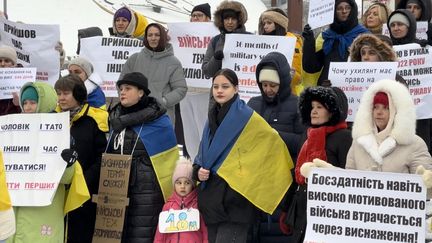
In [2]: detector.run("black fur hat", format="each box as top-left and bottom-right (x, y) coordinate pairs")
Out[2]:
(299, 86), (348, 126)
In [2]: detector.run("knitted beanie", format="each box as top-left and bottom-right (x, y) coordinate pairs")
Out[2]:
(68, 57), (93, 78)
(191, 3), (211, 18)
(259, 66), (280, 84)
(20, 86), (38, 104)
(114, 7), (132, 22)
(172, 157), (194, 186)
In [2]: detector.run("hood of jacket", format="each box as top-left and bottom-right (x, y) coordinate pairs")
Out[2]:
(331, 0), (360, 33)
(19, 81), (57, 113)
(397, 0), (431, 21)
(255, 52), (292, 103)
(352, 79), (415, 144)
(214, 0), (248, 33)
(142, 43), (174, 59)
(388, 9), (417, 45)
(299, 86), (348, 126)
(349, 33), (397, 61)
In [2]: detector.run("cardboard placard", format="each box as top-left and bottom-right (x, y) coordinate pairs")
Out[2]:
(92, 153), (132, 243)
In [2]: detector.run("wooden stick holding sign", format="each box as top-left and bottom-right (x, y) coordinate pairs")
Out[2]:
(92, 153), (132, 243)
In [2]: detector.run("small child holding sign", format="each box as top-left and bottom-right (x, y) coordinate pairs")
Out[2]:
(154, 157), (208, 243)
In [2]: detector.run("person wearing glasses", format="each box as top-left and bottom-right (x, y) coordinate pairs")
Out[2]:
(190, 3), (211, 22)
(302, 0), (369, 86)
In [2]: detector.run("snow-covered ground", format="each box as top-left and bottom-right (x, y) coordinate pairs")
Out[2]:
(6, 0), (113, 58)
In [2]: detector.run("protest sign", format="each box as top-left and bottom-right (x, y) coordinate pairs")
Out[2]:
(0, 18), (60, 85)
(1, 112), (69, 206)
(168, 22), (219, 89)
(329, 62), (397, 121)
(80, 37), (143, 97)
(0, 67), (36, 99)
(304, 168), (426, 243)
(394, 44), (432, 119)
(223, 34), (296, 101)
(92, 153), (132, 243)
(308, 0), (335, 29)
(158, 209), (200, 233)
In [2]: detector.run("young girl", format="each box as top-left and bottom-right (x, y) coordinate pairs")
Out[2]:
(154, 157), (208, 243)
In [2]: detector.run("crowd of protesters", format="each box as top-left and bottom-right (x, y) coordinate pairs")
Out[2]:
(1, 0), (432, 243)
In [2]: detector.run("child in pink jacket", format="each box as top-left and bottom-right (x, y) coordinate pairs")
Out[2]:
(154, 158), (208, 243)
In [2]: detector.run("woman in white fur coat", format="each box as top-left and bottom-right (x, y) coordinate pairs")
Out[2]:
(345, 79), (432, 173)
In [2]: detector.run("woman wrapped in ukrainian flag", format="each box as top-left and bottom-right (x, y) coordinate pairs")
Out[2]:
(193, 68), (294, 243)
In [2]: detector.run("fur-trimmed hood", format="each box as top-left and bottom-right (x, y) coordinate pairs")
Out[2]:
(213, 0), (248, 32)
(349, 33), (397, 61)
(299, 86), (348, 126)
(352, 79), (416, 144)
(397, 0), (431, 21)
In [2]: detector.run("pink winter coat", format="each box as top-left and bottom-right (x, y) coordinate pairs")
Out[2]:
(154, 189), (208, 243)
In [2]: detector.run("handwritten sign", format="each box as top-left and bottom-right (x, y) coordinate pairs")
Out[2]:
(158, 208), (200, 233)
(304, 168), (426, 243)
(92, 153), (132, 243)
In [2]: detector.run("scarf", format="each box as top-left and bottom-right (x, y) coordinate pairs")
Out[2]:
(295, 121), (347, 185)
(322, 24), (369, 59)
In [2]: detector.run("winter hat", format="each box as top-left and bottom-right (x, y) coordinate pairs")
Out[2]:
(260, 9), (288, 32)
(114, 7), (132, 22)
(213, 68), (239, 86)
(259, 66), (280, 84)
(117, 72), (151, 95)
(407, 0), (422, 6)
(0, 45), (17, 65)
(373, 91), (389, 107)
(172, 157), (194, 186)
(191, 3), (211, 19)
(20, 86), (38, 104)
(68, 57), (93, 79)
(389, 13), (410, 27)
(54, 74), (87, 105)
(222, 9), (239, 20)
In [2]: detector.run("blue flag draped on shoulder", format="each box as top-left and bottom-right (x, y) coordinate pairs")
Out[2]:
(196, 97), (294, 214)
(132, 114), (179, 201)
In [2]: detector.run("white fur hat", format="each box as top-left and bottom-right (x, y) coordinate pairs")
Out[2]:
(0, 45), (17, 65)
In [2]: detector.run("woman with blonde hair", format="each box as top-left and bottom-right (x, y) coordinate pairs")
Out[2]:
(362, 3), (390, 35)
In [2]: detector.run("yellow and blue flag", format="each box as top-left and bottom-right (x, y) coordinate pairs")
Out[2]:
(132, 114), (179, 201)
(196, 97), (294, 214)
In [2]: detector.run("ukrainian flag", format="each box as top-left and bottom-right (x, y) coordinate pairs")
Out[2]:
(0, 152), (11, 211)
(64, 162), (90, 215)
(196, 97), (294, 214)
(132, 114), (179, 201)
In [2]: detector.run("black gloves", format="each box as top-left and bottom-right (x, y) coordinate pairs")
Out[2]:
(61, 148), (78, 167)
(214, 50), (224, 60)
(418, 39), (428, 47)
(302, 24), (314, 40)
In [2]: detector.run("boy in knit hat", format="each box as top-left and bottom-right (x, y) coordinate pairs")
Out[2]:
(154, 157), (208, 243)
